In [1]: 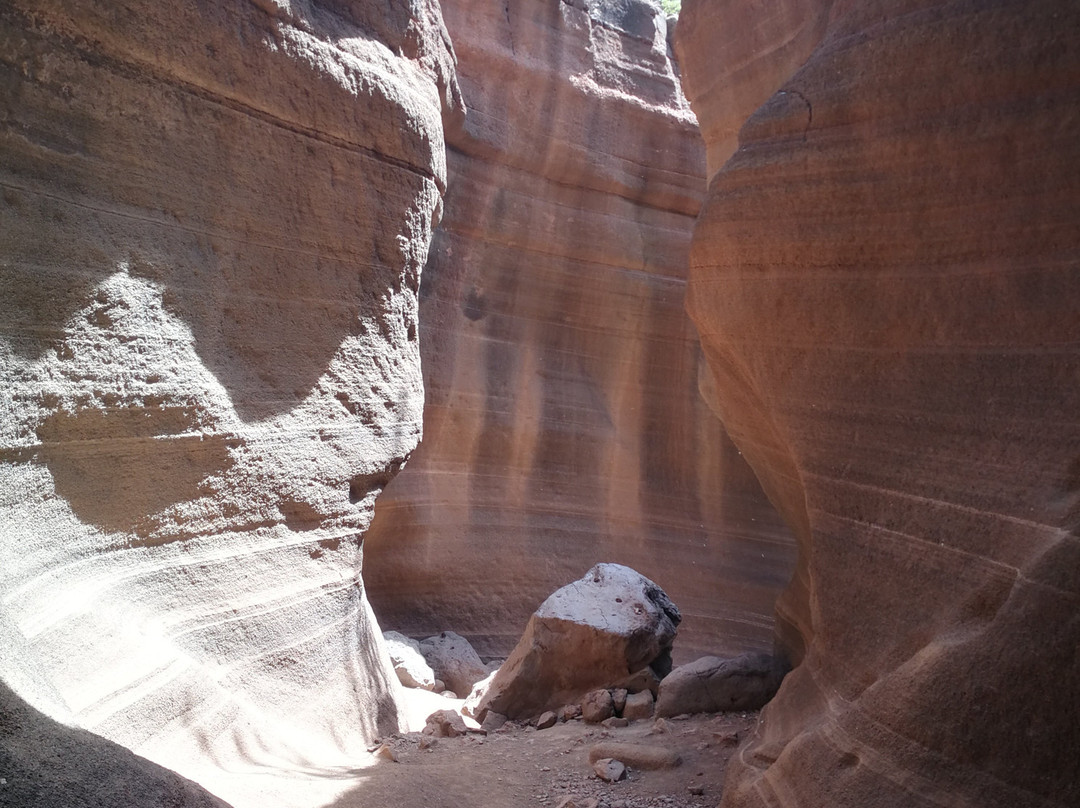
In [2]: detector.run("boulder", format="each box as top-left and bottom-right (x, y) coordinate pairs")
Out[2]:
(536, 711), (558, 730)
(383, 631), (437, 691)
(655, 654), (785, 717)
(476, 564), (682, 720)
(622, 690), (655, 721)
(420, 632), (488, 698)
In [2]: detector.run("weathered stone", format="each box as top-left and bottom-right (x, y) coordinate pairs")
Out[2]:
(480, 711), (508, 735)
(592, 758), (627, 783)
(589, 742), (681, 771)
(462, 669), (499, 719)
(618, 668), (662, 698)
(373, 744), (397, 763)
(362, 0), (798, 667)
(477, 564), (681, 719)
(383, 631), (437, 691)
(622, 690), (655, 721)
(678, 1), (1080, 806)
(536, 711), (558, 730)
(557, 704), (583, 723)
(655, 654), (784, 717)
(420, 632), (488, 698)
(611, 688), (628, 716)
(581, 690), (616, 725)
(602, 717), (629, 729)
(0, 0), (457, 802)
(423, 710), (468, 739)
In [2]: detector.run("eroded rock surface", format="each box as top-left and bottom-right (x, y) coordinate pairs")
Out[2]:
(362, 0), (797, 667)
(677, 1), (1080, 806)
(0, 1), (456, 804)
(477, 563), (680, 720)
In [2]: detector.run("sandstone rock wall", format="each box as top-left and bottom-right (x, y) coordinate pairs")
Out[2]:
(0, 1), (456, 804)
(677, 0), (1080, 805)
(362, 0), (797, 663)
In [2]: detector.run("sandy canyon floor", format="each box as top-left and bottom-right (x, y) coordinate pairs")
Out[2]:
(328, 705), (759, 808)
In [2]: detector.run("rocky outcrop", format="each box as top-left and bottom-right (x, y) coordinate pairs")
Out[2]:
(677, 1), (1080, 806)
(475, 564), (680, 720)
(0, 1), (456, 804)
(362, 0), (797, 665)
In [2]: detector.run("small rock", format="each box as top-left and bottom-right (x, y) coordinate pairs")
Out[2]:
(434, 679), (446, 692)
(618, 668), (661, 697)
(582, 689), (615, 723)
(622, 690), (654, 722)
(418, 735), (438, 750)
(601, 717), (629, 729)
(650, 718), (670, 734)
(424, 709), (468, 738)
(611, 688), (628, 715)
(537, 711), (558, 730)
(558, 704), (582, 722)
(441, 690), (459, 699)
(592, 758), (627, 783)
(713, 730), (739, 747)
(687, 784), (705, 796)
(481, 711), (508, 733)
(373, 743), (397, 762)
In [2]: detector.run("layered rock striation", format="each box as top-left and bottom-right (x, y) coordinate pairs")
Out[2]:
(678, 0), (1080, 806)
(363, 0), (797, 663)
(0, 0), (456, 804)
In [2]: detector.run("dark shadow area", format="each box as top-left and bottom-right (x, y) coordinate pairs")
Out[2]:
(0, 680), (232, 808)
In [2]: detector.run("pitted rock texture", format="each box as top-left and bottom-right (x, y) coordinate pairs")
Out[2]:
(678, 1), (1080, 806)
(362, 0), (797, 665)
(477, 563), (681, 720)
(0, 1), (455, 805)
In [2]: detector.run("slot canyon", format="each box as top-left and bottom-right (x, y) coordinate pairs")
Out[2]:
(0, 1), (1077, 807)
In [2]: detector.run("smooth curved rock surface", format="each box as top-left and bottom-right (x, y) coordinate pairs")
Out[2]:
(678, 0), (1080, 806)
(362, 0), (797, 665)
(0, 1), (456, 804)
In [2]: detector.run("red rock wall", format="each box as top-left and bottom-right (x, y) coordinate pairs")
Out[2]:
(678, 0), (1080, 805)
(362, 0), (797, 663)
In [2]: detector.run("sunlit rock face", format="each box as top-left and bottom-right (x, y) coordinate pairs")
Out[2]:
(362, 0), (797, 663)
(0, 0), (456, 803)
(678, 0), (1080, 806)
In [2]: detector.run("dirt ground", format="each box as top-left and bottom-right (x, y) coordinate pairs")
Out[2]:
(331, 709), (759, 808)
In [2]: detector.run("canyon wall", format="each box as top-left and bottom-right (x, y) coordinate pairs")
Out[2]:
(362, 0), (797, 664)
(0, 1), (456, 804)
(677, 0), (1080, 806)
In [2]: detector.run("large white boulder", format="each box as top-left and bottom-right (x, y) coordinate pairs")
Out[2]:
(476, 563), (681, 719)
